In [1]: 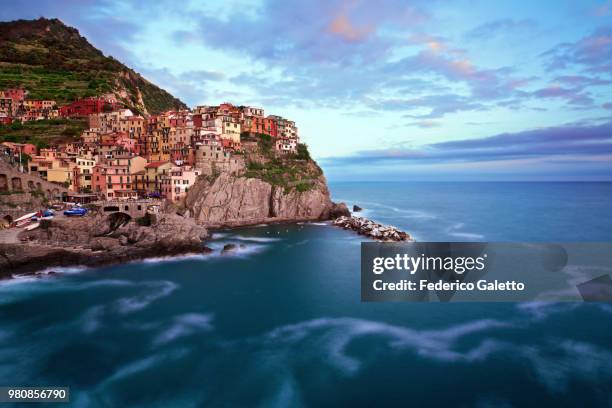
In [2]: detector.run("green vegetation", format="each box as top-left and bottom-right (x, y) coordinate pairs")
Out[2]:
(0, 65), (113, 103)
(0, 118), (87, 146)
(295, 143), (311, 160)
(244, 144), (321, 192)
(0, 18), (186, 114)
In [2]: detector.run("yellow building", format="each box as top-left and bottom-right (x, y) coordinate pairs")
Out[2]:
(75, 156), (96, 191)
(144, 161), (173, 194)
(221, 117), (241, 143)
(46, 159), (74, 186)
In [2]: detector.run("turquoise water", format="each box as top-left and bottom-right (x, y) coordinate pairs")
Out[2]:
(1, 182), (611, 406)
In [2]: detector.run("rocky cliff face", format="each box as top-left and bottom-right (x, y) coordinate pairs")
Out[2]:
(185, 171), (338, 228)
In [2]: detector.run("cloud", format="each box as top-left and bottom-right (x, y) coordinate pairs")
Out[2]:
(321, 121), (612, 172)
(592, 1), (612, 17)
(366, 94), (488, 119)
(465, 18), (536, 40)
(542, 27), (612, 72)
(405, 120), (441, 128)
(529, 85), (594, 106)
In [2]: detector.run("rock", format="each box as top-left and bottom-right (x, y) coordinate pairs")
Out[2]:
(202, 245), (213, 253)
(1, 211), (209, 277)
(353, 205), (362, 212)
(332, 215), (411, 242)
(329, 202), (351, 219)
(222, 243), (237, 253)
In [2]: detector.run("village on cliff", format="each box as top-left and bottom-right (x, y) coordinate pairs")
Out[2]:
(0, 89), (300, 204)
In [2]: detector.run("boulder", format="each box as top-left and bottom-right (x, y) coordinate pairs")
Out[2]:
(353, 205), (363, 212)
(329, 202), (351, 219)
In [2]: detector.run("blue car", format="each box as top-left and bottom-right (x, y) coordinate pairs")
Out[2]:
(64, 207), (88, 217)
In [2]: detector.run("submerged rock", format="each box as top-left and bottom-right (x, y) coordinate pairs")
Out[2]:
(332, 216), (411, 242)
(353, 205), (362, 212)
(222, 243), (237, 253)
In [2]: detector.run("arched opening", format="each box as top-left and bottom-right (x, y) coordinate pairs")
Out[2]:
(107, 212), (132, 232)
(36, 182), (42, 190)
(0, 174), (8, 192)
(28, 180), (35, 191)
(11, 177), (22, 191)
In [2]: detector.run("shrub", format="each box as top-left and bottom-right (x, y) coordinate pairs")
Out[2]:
(296, 143), (311, 160)
(136, 213), (152, 227)
(294, 182), (312, 192)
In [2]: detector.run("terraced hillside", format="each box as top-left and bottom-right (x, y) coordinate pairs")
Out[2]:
(0, 18), (186, 115)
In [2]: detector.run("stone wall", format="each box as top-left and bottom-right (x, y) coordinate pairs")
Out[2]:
(0, 159), (69, 198)
(0, 159), (71, 222)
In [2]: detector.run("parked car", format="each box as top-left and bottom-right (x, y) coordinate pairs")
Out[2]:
(63, 207), (88, 217)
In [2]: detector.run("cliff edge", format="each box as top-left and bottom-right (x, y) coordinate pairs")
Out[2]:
(185, 143), (347, 228)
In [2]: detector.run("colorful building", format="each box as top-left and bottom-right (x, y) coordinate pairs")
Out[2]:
(160, 165), (201, 202)
(59, 97), (106, 117)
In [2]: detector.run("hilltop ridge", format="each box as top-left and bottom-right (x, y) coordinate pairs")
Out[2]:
(0, 18), (186, 115)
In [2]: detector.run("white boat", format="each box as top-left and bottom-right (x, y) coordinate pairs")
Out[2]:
(25, 222), (40, 231)
(13, 212), (37, 228)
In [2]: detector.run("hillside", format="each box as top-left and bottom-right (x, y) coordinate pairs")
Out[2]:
(0, 18), (186, 115)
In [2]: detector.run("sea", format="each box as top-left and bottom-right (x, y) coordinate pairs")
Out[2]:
(1, 182), (611, 407)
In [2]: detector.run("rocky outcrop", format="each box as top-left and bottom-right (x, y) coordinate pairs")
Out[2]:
(0, 212), (208, 277)
(332, 216), (411, 241)
(185, 171), (340, 228)
(329, 202), (351, 219)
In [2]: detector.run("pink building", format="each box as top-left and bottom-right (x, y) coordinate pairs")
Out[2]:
(161, 165), (200, 202)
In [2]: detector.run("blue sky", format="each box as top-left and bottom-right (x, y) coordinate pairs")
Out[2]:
(1, 0), (611, 180)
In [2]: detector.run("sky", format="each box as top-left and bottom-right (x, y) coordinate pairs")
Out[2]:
(1, 0), (611, 181)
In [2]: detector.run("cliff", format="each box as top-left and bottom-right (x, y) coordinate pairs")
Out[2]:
(185, 171), (336, 228)
(184, 139), (349, 227)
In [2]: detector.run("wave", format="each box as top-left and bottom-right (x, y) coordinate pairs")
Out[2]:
(6, 265), (89, 284)
(114, 280), (178, 314)
(296, 221), (329, 226)
(448, 231), (485, 240)
(236, 314), (612, 397)
(152, 313), (214, 346)
(102, 348), (191, 385)
(233, 235), (282, 243)
(445, 222), (484, 240)
(260, 317), (513, 374)
(139, 253), (211, 264)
